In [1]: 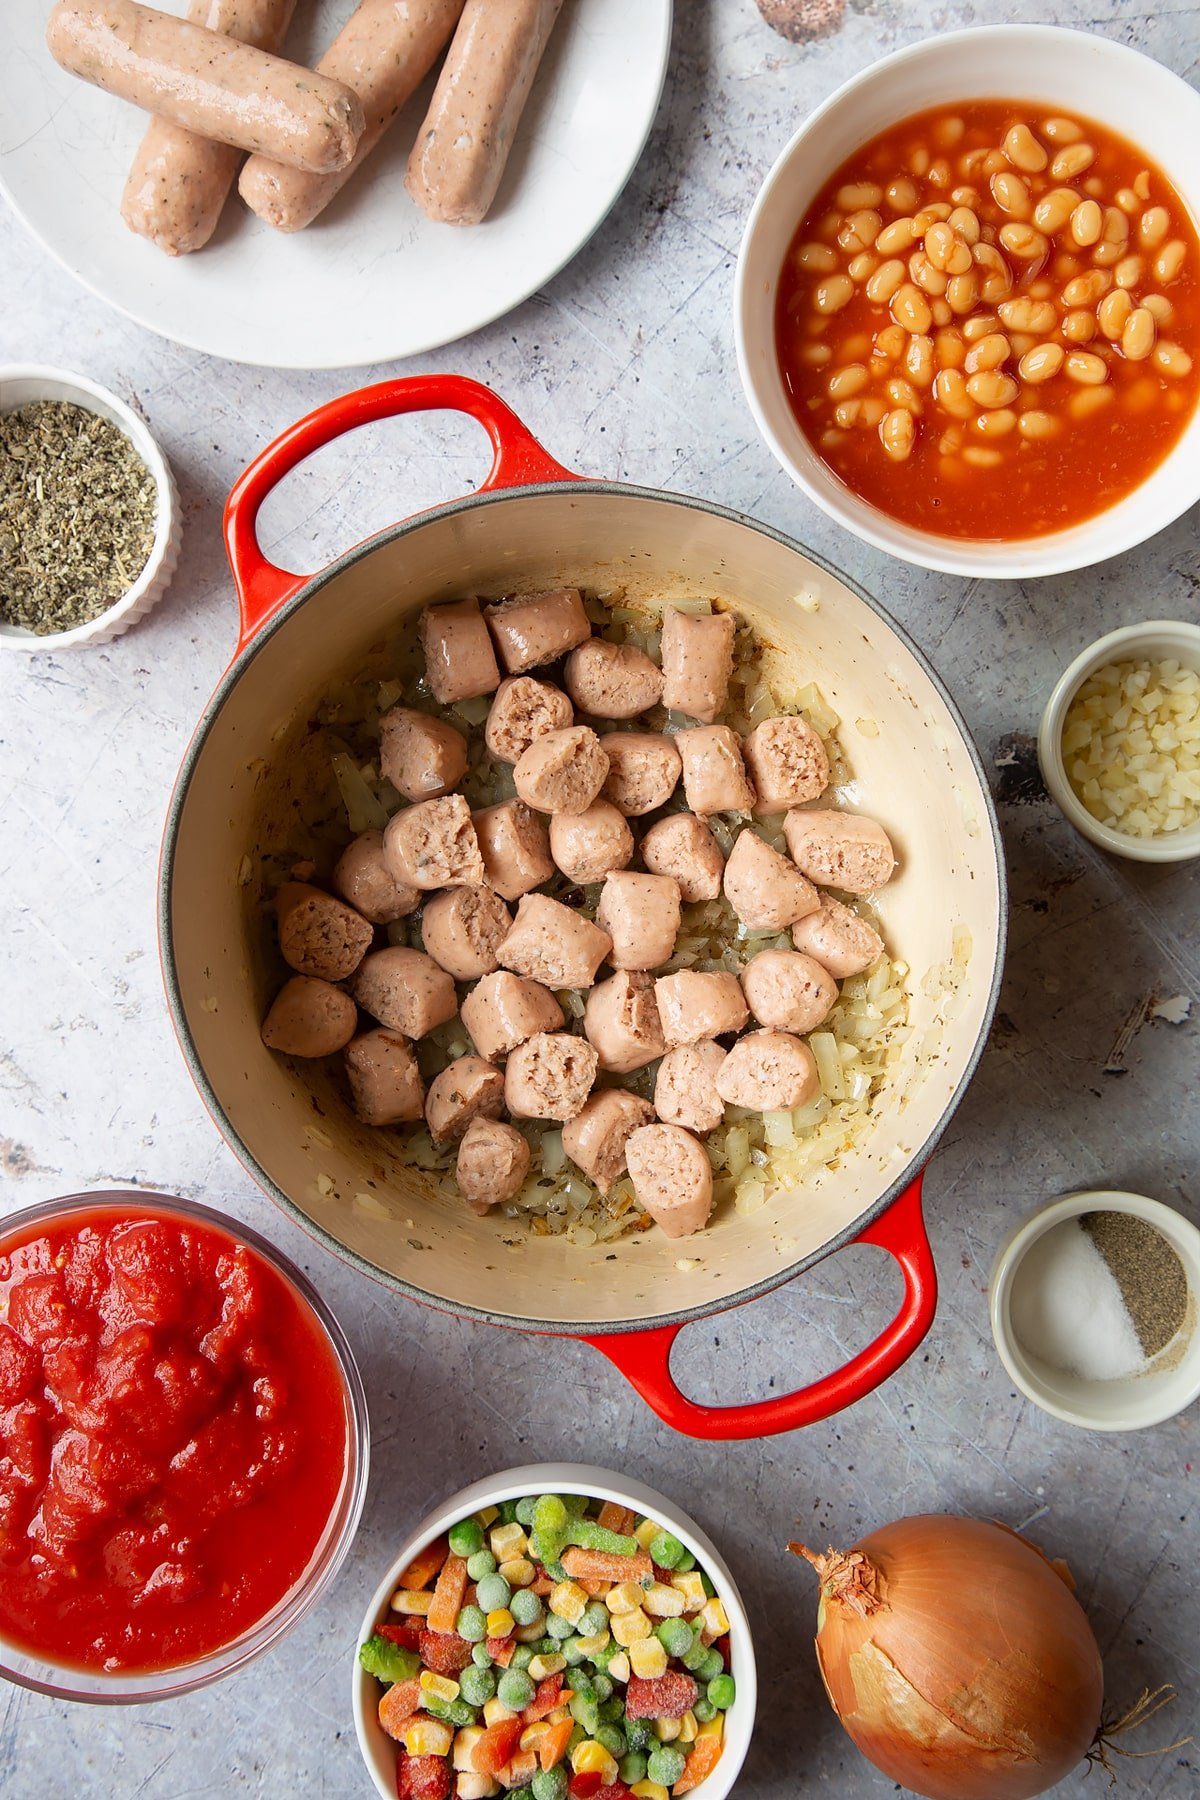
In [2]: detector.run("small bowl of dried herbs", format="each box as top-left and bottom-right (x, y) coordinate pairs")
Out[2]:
(990, 1189), (1200, 1432)
(0, 365), (180, 650)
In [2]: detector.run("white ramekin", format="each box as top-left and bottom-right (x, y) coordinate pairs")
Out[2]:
(989, 1190), (1200, 1431)
(735, 25), (1200, 579)
(1038, 619), (1200, 863)
(0, 364), (180, 651)
(352, 1463), (757, 1800)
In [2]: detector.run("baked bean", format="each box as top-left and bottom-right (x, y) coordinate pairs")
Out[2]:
(1153, 340), (1193, 378)
(1019, 342), (1065, 383)
(1064, 350), (1108, 385)
(1134, 170), (1152, 202)
(859, 396), (886, 425)
(964, 331), (1010, 373)
(839, 208), (883, 253)
(1142, 293), (1175, 326)
(876, 217), (918, 254)
(963, 445), (1003, 467)
(1041, 117), (1084, 144)
(1004, 122), (1047, 172)
(961, 311), (1000, 342)
(886, 177), (922, 213)
(930, 298), (953, 327)
(1153, 239), (1186, 284)
(827, 363), (868, 399)
(1097, 287), (1133, 339)
(934, 366), (973, 417)
(1115, 187), (1141, 215)
(833, 399), (861, 427)
(885, 376), (922, 412)
(1018, 409), (1059, 439)
(1069, 199), (1103, 247)
(914, 202), (953, 230)
(1068, 385), (1114, 420)
(982, 149), (1008, 178)
(1092, 206), (1131, 267)
(950, 185), (980, 206)
(797, 241), (838, 273)
(838, 181), (884, 209)
(1062, 270), (1111, 307)
(947, 205), (981, 244)
(909, 251), (948, 295)
(997, 296), (1056, 333)
(876, 322), (908, 357)
(815, 274), (855, 313)
(1114, 254), (1144, 289)
(880, 408), (915, 461)
(910, 147), (930, 177)
(934, 328), (967, 369)
(999, 222), (1048, 261)
(798, 342), (832, 367)
(1029, 277), (1056, 299)
(990, 170), (1031, 217)
(973, 242), (1012, 302)
(935, 115), (965, 149)
(849, 252), (879, 283)
(965, 370), (1018, 408)
(1121, 307), (1157, 361)
(1138, 206), (1170, 250)
(946, 269), (981, 313)
(974, 406), (1017, 437)
(1009, 331), (1037, 357)
(1051, 142), (1095, 181)
(938, 427), (963, 454)
(1062, 310), (1097, 344)
(818, 428), (845, 451)
(1052, 251), (1081, 283)
(929, 158), (952, 188)
(905, 334), (936, 385)
(924, 221), (957, 268)
(891, 283), (933, 333)
(1032, 187), (1080, 234)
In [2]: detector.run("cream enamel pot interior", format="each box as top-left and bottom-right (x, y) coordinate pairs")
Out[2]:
(160, 376), (1006, 1440)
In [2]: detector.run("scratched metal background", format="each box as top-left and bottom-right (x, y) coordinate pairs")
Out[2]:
(1, 1), (1197, 1794)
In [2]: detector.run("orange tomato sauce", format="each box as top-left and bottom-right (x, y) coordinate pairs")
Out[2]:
(775, 101), (1200, 539)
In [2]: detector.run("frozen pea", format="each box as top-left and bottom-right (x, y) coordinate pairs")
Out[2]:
(509, 1790), (535, 1800)
(579, 1603), (610, 1639)
(596, 1723), (627, 1758)
(656, 1618), (694, 1659)
(561, 1635), (589, 1667)
(497, 1668), (535, 1711)
(674, 1549), (696, 1573)
(471, 1642), (494, 1669)
(563, 1493), (589, 1517)
(511, 1644), (536, 1672)
(699, 1647), (725, 1683)
(498, 1499), (520, 1523)
(448, 1517), (484, 1558)
(546, 1612), (575, 1641)
(647, 1745), (687, 1787)
(619, 1750), (648, 1784)
(591, 1672), (613, 1703)
(516, 1496), (538, 1526)
(701, 1572), (716, 1598)
(531, 1770), (568, 1800)
(476, 1573), (512, 1613)
(510, 1588), (543, 1627)
(567, 1722), (586, 1752)
(648, 1530), (685, 1569)
(459, 1664), (496, 1707)
(467, 1549), (497, 1581)
(708, 1672), (736, 1709)
(682, 1634), (709, 1672)
(569, 1691), (601, 1737)
(456, 1604), (488, 1643)
(599, 1695), (624, 1725)
(692, 1696), (717, 1723)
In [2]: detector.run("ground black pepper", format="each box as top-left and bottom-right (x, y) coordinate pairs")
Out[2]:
(1083, 1211), (1190, 1359)
(0, 400), (157, 635)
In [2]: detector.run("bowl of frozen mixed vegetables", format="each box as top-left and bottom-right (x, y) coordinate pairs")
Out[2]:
(353, 1464), (756, 1800)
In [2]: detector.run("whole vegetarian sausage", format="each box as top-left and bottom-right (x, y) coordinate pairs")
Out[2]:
(654, 971), (749, 1046)
(459, 970), (563, 1061)
(418, 598), (500, 705)
(723, 829), (820, 932)
(473, 799), (555, 900)
(639, 813), (725, 903)
(121, 0), (296, 256)
(344, 1028), (425, 1126)
(239, 0), (465, 232)
(383, 795), (485, 890)
(420, 886), (512, 982)
(564, 639), (664, 720)
(742, 714), (830, 813)
(677, 726), (756, 816)
(484, 675), (573, 764)
(405, 0), (566, 226)
(275, 881), (373, 981)
(783, 809), (897, 893)
(498, 893), (612, 990)
(598, 732), (681, 817)
(595, 872), (681, 971)
(456, 1117), (531, 1212)
(625, 1124), (714, 1239)
(741, 949), (838, 1034)
(715, 1029), (820, 1110)
(653, 1041), (728, 1133)
(504, 1031), (599, 1124)
(512, 726), (610, 815)
(790, 893), (885, 978)
(379, 706), (468, 801)
(484, 588), (591, 674)
(548, 801), (633, 886)
(583, 970), (666, 1074)
(561, 1090), (655, 1191)
(47, 0), (365, 172)
(332, 830), (420, 924)
(425, 1056), (506, 1143)
(261, 975), (356, 1057)
(351, 946), (457, 1038)
(660, 607), (736, 723)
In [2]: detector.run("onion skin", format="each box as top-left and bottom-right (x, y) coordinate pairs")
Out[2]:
(791, 1515), (1104, 1800)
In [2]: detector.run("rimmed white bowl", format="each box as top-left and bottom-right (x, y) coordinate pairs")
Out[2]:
(352, 1462), (757, 1800)
(0, 364), (180, 651)
(989, 1190), (1200, 1431)
(735, 25), (1200, 579)
(1038, 619), (1200, 863)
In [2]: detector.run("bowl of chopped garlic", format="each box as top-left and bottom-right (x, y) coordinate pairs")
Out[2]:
(1038, 620), (1200, 862)
(0, 364), (180, 651)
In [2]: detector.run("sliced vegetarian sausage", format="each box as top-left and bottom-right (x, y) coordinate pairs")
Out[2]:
(383, 795), (485, 890)
(625, 1123), (714, 1238)
(420, 886), (512, 982)
(344, 1028), (426, 1126)
(660, 607), (735, 723)
(598, 732), (681, 817)
(484, 675), (573, 763)
(564, 639), (664, 719)
(549, 801), (634, 886)
(473, 799), (555, 901)
(504, 1032), (599, 1123)
(275, 881), (373, 981)
(639, 812), (725, 903)
(498, 894), (612, 990)
(742, 714), (830, 813)
(783, 810), (897, 894)
(723, 829), (820, 932)
(790, 894), (885, 978)
(418, 596), (500, 704)
(653, 1041), (728, 1133)
(379, 705), (468, 801)
(351, 946), (457, 1038)
(456, 1118), (531, 1213)
(425, 1056), (506, 1143)
(715, 1029), (820, 1110)
(332, 830), (420, 924)
(595, 872), (681, 971)
(261, 976), (357, 1058)
(583, 970), (666, 1073)
(459, 970), (564, 1061)
(654, 971), (749, 1046)
(562, 1090), (656, 1191)
(677, 726), (755, 816)
(512, 726), (610, 815)
(484, 588), (591, 673)
(741, 949), (838, 1034)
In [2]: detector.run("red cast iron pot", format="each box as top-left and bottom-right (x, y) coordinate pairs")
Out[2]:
(160, 374), (1006, 1439)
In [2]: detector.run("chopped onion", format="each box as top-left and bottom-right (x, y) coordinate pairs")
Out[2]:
(764, 1110), (796, 1148)
(810, 1031), (845, 1101)
(331, 751), (389, 832)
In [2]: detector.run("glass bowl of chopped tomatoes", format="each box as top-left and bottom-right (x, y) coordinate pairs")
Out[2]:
(0, 1190), (369, 1701)
(352, 1464), (757, 1800)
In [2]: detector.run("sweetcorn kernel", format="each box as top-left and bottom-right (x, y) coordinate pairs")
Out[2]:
(678, 1710), (699, 1744)
(419, 1670), (460, 1704)
(519, 1723), (550, 1752)
(634, 1519), (662, 1551)
(653, 1717), (682, 1743)
(630, 1785), (670, 1800)
(575, 1631), (611, 1657)
(697, 1713), (725, 1741)
(391, 1588), (435, 1615)
(456, 1776), (497, 1800)
(477, 1506), (500, 1527)
(483, 1698), (518, 1726)
(499, 1557), (536, 1589)
(607, 1651), (631, 1684)
(528, 1653), (566, 1682)
(452, 1727), (485, 1771)
(572, 1741), (619, 1781)
(403, 1718), (454, 1757)
(643, 1582), (686, 1618)
(610, 1608), (652, 1646)
(549, 1581), (589, 1626)
(490, 1522), (529, 1563)
(605, 1581), (645, 1616)
(669, 1572), (706, 1611)
(486, 1608), (515, 1638)
(628, 1637), (668, 1679)
(700, 1597), (730, 1640)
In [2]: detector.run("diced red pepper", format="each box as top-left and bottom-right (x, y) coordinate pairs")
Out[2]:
(593, 1786), (632, 1800)
(487, 1634), (516, 1667)
(624, 1671), (699, 1720)
(716, 1632), (732, 1670)
(378, 1621), (423, 1652)
(523, 1672), (565, 1721)
(396, 1752), (451, 1800)
(569, 1776), (604, 1799)
(419, 1628), (472, 1677)
(471, 1717), (524, 1776)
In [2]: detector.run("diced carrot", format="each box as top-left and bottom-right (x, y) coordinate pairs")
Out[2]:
(487, 1635), (516, 1667)
(539, 1719), (574, 1771)
(523, 1673), (564, 1722)
(425, 1552), (468, 1635)
(472, 1717), (524, 1776)
(561, 1546), (653, 1585)
(500, 1749), (538, 1786)
(578, 1577), (609, 1598)
(598, 1502), (637, 1535)
(377, 1678), (421, 1739)
(398, 1535), (450, 1591)
(673, 1736), (723, 1794)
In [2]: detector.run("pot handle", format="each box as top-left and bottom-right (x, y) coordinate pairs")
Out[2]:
(223, 374), (580, 651)
(583, 1175), (936, 1440)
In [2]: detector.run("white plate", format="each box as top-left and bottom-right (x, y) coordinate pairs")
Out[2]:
(0, 0), (672, 368)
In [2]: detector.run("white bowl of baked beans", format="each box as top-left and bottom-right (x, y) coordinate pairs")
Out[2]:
(735, 25), (1200, 578)
(1038, 620), (1200, 863)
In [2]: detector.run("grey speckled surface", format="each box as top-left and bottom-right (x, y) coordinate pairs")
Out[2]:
(1, 1), (1198, 1795)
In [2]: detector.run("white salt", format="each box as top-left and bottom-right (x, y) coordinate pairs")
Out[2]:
(1009, 1219), (1145, 1382)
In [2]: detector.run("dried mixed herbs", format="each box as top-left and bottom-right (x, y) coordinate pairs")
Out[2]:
(0, 400), (157, 635)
